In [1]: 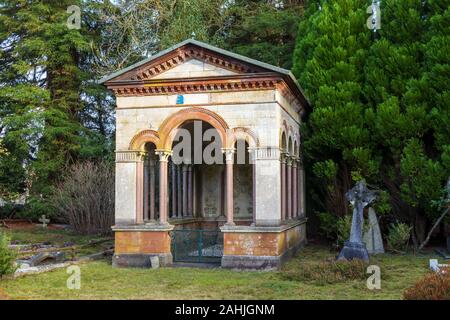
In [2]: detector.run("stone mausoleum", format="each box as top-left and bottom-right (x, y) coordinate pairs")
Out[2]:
(100, 39), (310, 269)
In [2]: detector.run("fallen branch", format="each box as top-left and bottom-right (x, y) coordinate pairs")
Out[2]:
(418, 206), (450, 251)
(17, 238), (114, 257)
(0, 220), (10, 228)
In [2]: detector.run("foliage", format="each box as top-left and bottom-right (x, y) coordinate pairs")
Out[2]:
(281, 258), (369, 285)
(292, 0), (450, 248)
(336, 215), (353, 246)
(0, 232), (17, 278)
(0, 203), (24, 220)
(0, 0), (306, 220)
(318, 211), (371, 246)
(51, 161), (114, 235)
(224, 1), (305, 69)
(387, 222), (412, 253)
(403, 272), (450, 300)
(317, 212), (338, 240)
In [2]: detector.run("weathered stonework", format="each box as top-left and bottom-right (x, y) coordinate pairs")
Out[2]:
(220, 219), (307, 269)
(101, 39), (309, 270)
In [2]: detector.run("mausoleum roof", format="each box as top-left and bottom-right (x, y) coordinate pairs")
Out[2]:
(100, 38), (310, 116)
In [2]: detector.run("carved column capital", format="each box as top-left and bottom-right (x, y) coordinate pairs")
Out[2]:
(155, 149), (172, 162)
(286, 155), (294, 166)
(280, 152), (288, 164)
(221, 148), (236, 163)
(291, 157), (299, 168)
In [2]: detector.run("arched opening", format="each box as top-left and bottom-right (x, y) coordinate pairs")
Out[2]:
(233, 139), (253, 226)
(280, 131), (287, 222)
(169, 119), (225, 264)
(143, 142), (159, 222)
(169, 120), (226, 221)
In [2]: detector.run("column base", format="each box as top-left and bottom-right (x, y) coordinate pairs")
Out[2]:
(112, 224), (174, 268)
(220, 219), (307, 270)
(221, 241), (304, 270)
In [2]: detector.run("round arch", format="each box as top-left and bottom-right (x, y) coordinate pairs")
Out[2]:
(227, 127), (259, 149)
(288, 136), (293, 155)
(129, 129), (160, 151)
(158, 107), (229, 150)
(280, 130), (287, 152)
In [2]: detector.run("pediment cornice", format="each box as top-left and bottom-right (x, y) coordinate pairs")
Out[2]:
(112, 45), (265, 82)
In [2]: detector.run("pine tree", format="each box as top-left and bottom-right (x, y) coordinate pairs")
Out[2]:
(293, 0), (449, 248)
(0, 1), (90, 208)
(292, 0), (375, 217)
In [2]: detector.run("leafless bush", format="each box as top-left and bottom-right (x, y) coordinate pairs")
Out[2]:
(52, 161), (114, 235)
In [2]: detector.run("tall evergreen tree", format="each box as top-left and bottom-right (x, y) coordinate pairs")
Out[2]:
(0, 1), (90, 207)
(225, 0), (305, 69)
(292, 0), (374, 217)
(293, 0), (449, 248)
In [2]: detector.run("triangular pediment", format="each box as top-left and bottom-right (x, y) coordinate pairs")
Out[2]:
(151, 58), (239, 79)
(103, 42), (272, 83)
(99, 39), (311, 118)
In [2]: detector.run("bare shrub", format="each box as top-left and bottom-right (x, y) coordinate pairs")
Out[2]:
(52, 161), (114, 235)
(404, 272), (450, 300)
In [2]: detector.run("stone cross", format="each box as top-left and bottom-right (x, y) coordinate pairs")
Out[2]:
(39, 215), (50, 228)
(338, 180), (376, 261)
(363, 207), (385, 254)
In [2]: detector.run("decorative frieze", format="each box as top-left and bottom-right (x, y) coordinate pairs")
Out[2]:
(116, 150), (146, 163)
(252, 147), (281, 161)
(111, 78), (281, 97)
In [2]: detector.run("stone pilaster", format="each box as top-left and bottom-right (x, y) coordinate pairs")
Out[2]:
(222, 148), (235, 226)
(155, 150), (172, 225)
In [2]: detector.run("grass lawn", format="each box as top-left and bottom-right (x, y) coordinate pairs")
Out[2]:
(0, 227), (433, 300)
(1, 225), (113, 258)
(4, 226), (107, 246)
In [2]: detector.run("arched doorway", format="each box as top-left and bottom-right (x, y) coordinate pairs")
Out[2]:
(168, 119), (226, 264)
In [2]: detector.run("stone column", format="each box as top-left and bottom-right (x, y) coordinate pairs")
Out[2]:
(149, 156), (156, 221)
(143, 158), (149, 221)
(171, 162), (177, 219)
(300, 165), (306, 217)
(280, 153), (286, 222)
(182, 164), (188, 217)
(187, 165), (193, 216)
(286, 156), (292, 220)
(249, 148), (257, 226)
(292, 159), (298, 219)
(135, 153), (145, 225)
(156, 150), (171, 225)
(223, 148), (235, 226)
(177, 165), (182, 218)
(296, 162), (301, 217)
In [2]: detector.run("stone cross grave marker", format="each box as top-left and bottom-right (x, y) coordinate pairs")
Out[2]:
(363, 207), (385, 254)
(39, 215), (50, 228)
(337, 180), (376, 262)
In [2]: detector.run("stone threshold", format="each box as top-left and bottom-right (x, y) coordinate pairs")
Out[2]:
(220, 217), (307, 233)
(112, 224), (174, 232)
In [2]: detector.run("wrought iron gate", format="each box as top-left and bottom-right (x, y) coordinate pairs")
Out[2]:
(172, 229), (223, 263)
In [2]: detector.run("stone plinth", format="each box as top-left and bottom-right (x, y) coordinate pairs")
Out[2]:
(220, 219), (307, 270)
(112, 224), (174, 268)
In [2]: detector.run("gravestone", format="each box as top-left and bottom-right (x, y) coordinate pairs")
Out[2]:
(363, 208), (384, 254)
(338, 180), (376, 262)
(39, 215), (50, 228)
